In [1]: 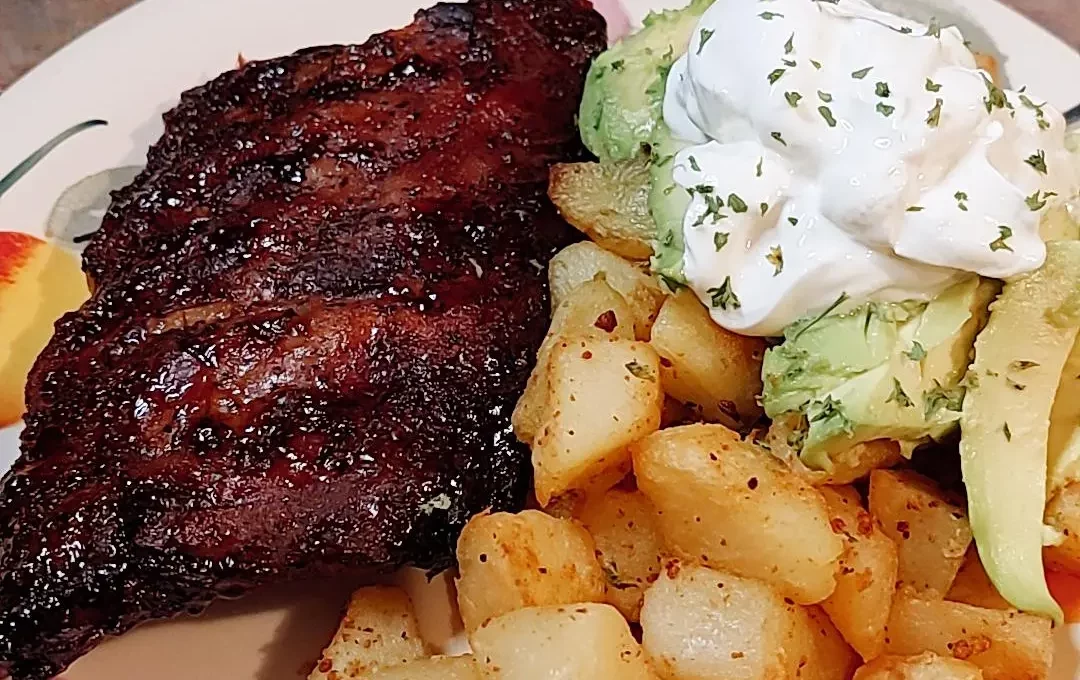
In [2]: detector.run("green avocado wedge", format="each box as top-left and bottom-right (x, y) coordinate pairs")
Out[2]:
(578, 0), (713, 164)
(960, 241), (1080, 624)
(761, 277), (997, 470)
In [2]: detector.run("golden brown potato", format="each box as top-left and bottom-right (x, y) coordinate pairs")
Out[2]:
(548, 158), (654, 261)
(532, 336), (663, 504)
(640, 563), (857, 680)
(309, 586), (429, 680)
(819, 486), (899, 660)
(632, 424), (843, 604)
(649, 291), (766, 429)
(869, 470), (972, 597)
(369, 655), (482, 680)
(946, 550), (1012, 611)
(854, 652), (983, 679)
(512, 278), (636, 443)
(1044, 481), (1080, 573)
(548, 241), (665, 340)
(470, 604), (654, 680)
(455, 510), (606, 633)
(884, 593), (1053, 680)
(573, 488), (665, 621)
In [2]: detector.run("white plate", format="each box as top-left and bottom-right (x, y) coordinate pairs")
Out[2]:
(0, 0), (1078, 678)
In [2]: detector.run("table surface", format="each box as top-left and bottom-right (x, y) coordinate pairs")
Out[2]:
(0, 0), (1077, 90)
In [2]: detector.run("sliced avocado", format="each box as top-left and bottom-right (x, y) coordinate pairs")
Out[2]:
(648, 122), (692, 290)
(579, 0), (713, 164)
(1047, 335), (1080, 495)
(762, 278), (998, 471)
(960, 241), (1080, 623)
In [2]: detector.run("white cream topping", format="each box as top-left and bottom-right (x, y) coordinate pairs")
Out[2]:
(664, 0), (1076, 336)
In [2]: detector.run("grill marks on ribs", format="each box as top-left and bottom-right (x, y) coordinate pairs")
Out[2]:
(0, 1), (604, 677)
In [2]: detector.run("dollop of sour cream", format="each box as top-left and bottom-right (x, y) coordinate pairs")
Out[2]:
(664, 0), (1077, 336)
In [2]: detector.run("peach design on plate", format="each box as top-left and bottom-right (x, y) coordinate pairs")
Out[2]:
(0, 232), (88, 426)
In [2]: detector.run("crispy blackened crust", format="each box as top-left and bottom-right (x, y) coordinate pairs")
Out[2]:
(0, 1), (604, 677)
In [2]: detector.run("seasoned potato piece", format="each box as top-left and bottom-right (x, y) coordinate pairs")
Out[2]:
(1044, 481), (1080, 572)
(946, 550), (1011, 611)
(512, 278), (635, 443)
(548, 241), (665, 339)
(470, 603), (653, 680)
(649, 291), (766, 429)
(819, 486), (898, 660)
(869, 470), (972, 597)
(884, 593), (1053, 680)
(455, 510), (605, 633)
(632, 424), (843, 603)
(548, 158), (654, 261)
(854, 652), (983, 679)
(309, 586), (429, 680)
(369, 655), (482, 680)
(641, 564), (857, 680)
(533, 336), (663, 504)
(573, 489), (665, 621)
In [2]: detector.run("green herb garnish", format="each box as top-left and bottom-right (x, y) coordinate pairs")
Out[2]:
(768, 68), (787, 85)
(1025, 150), (1047, 174)
(785, 91), (803, 108)
(728, 194), (748, 213)
(851, 66), (873, 79)
(876, 102), (895, 117)
(926, 98), (943, 127)
(708, 276), (741, 310)
(766, 245), (784, 276)
(887, 378), (914, 408)
(989, 225), (1014, 252)
(698, 29), (715, 54)
(875, 82), (891, 97)
(905, 341), (927, 362)
(818, 106), (837, 127)
(925, 78), (942, 92)
(771, 131), (788, 146)
(714, 231), (730, 251)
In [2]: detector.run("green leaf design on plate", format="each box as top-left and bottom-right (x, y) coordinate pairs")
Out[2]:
(0, 119), (108, 198)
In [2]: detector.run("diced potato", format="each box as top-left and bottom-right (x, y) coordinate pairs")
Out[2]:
(884, 593), (1053, 680)
(455, 511), (606, 633)
(869, 470), (972, 597)
(309, 586), (429, 680)
(548, 241), (665, 339)
(649, 291), (767, 429)
(369, 655), (482, 680)
(470, 603), (653, 680)
(946, 550), (1012, 611)
(640, 564), (857, 680)
(533, 336), (663, 504)
(819, 486), (899, 660)
(632, 424), (843, 603)
(512, 278), (636, 443)
(854, 652), (983, 679)
(573, 489), (665, 621)
(1044, 481), (1080, 573)
(548, 158), (654, 261)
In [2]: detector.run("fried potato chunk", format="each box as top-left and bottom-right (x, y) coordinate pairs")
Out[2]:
(819, 486), (899, 660)
(470, 604), (654, 679)
(884, 593), (1053, 680)
(548, 157), (654, 261)
(455, 511), (605, 633)
(632, 424), (842, 604)
(573, 488), (665, 621)
(532, 336), (663, 504)
(641, 563), (857, 680)
(649, 291), (766, 429)
(548, 241), (664, 340)
(309, 586), (429, 680)
(854, 652), (983, 679)
(512, 278), (635, 443)
(869, 470), (972, 597)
